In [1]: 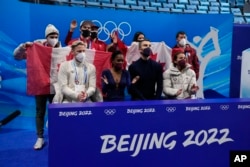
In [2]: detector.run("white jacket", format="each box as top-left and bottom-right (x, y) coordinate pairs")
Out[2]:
(163, 63), (197, 99)
(57, 59), (96, 103)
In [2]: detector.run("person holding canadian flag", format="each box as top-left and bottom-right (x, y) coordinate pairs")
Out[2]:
(13, 24), (61, 150)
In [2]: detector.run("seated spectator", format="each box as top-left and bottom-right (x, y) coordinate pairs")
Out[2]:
(56, 40), (97, 103)
(101, 50), (138, 101)
(163, 48), (199, 99)
(128, 39), (163, 100)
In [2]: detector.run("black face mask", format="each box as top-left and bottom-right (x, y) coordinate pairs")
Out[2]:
(81, 30), (90, 38)
(90, 32), (97, 39)
(141, 47), (152, 58)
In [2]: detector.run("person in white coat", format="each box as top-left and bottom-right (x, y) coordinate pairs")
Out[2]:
(13, 24), (61, 150)
(56, 40), (96, 103)
(163, 48), (199, 99)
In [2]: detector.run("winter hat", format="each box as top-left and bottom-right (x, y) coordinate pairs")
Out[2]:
(45, 24), (59, 38)
(171, 47), (185, 61)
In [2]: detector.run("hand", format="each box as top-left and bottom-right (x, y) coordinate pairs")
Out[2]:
(111, 32), (118, 44)
(101, 75), (108, 84)
(23, 42), (33, 49)
(191, 84), (199, 94)
(70, 20), (77, 32)
(176, 89), (182, 96)
(77, 91), (87, 102)
(82, 92), (88, 101)
(132, 76), (140, 84)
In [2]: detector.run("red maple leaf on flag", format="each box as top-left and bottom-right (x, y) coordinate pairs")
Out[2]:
(150, 52), (166, 72)
(66, 53), (74, 61)
(150, 52), (157, 61)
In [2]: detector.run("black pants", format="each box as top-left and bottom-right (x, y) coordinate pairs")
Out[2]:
(35, 94), (54, 138)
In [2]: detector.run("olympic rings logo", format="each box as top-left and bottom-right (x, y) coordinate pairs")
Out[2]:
(220, 105), (229, 110)
(166, 107), (176, 112)
(104, 109), (116, 115)
(92, 20), (132, 41)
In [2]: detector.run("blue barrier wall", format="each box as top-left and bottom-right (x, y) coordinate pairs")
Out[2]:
(48, 98), (250, 167)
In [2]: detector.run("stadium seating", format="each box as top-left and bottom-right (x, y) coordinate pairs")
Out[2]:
(24, 0), (250, 24)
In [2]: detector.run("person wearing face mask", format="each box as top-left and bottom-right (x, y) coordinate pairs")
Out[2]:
(13, 24), (61, 150)
(65, 20), (107, 51)
(172, 31), (200, 80)
(56, 40), (96, 103)
(128, 39), (163, 100)
(101, 50), (138, 101)
(163, 48), (198, 99)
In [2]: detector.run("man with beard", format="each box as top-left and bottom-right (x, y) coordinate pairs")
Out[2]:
(128, 39), (163, 100)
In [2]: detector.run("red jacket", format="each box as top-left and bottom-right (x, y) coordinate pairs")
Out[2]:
(65, 31), (107, 51)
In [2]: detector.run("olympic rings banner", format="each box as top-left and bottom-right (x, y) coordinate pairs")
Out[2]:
(0, 0), (239, 130)
(48, 98), (250, 167)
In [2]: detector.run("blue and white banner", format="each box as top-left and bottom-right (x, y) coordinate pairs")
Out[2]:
(48, 99), (250, 167)
(240, 48), (250, 98)
(230, 24), (250, 98)
(0, 0), (235, 129)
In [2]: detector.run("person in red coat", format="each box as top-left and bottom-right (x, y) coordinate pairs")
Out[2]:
(172, 31), (200, 80)
(65, 20), (107, 51)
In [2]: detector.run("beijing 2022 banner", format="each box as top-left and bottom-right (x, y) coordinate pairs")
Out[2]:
(0, 0), (233, 129)
(48, 99), (250, 167)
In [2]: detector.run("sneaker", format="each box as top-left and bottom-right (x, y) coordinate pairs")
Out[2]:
(33, 138), (44, 150)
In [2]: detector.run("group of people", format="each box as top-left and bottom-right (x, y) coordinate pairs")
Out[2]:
(13, 20), (200, 150)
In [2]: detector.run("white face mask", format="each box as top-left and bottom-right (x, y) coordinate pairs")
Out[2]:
(179, 38), (187, 47)
(75, 52), (86, 63)
(47, 38), (58, 47)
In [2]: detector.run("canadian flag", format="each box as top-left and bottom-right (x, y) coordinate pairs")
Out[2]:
(26, 42), (172, 95)
(26, 43), (111, 95)
(126, 42), (172, 71)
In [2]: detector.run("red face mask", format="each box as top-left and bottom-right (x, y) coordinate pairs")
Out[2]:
(113, 63), (123, 71)
(177, 59), (186, 70)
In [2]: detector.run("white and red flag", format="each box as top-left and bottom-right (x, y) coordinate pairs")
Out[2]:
(26, 42), (172, 95)
(26, 43), (111, 95)
(126, 42), (172, 71)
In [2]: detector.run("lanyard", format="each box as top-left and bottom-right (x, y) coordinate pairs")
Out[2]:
(72, 62), (87, 85)
(88, 41), (92, 49)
